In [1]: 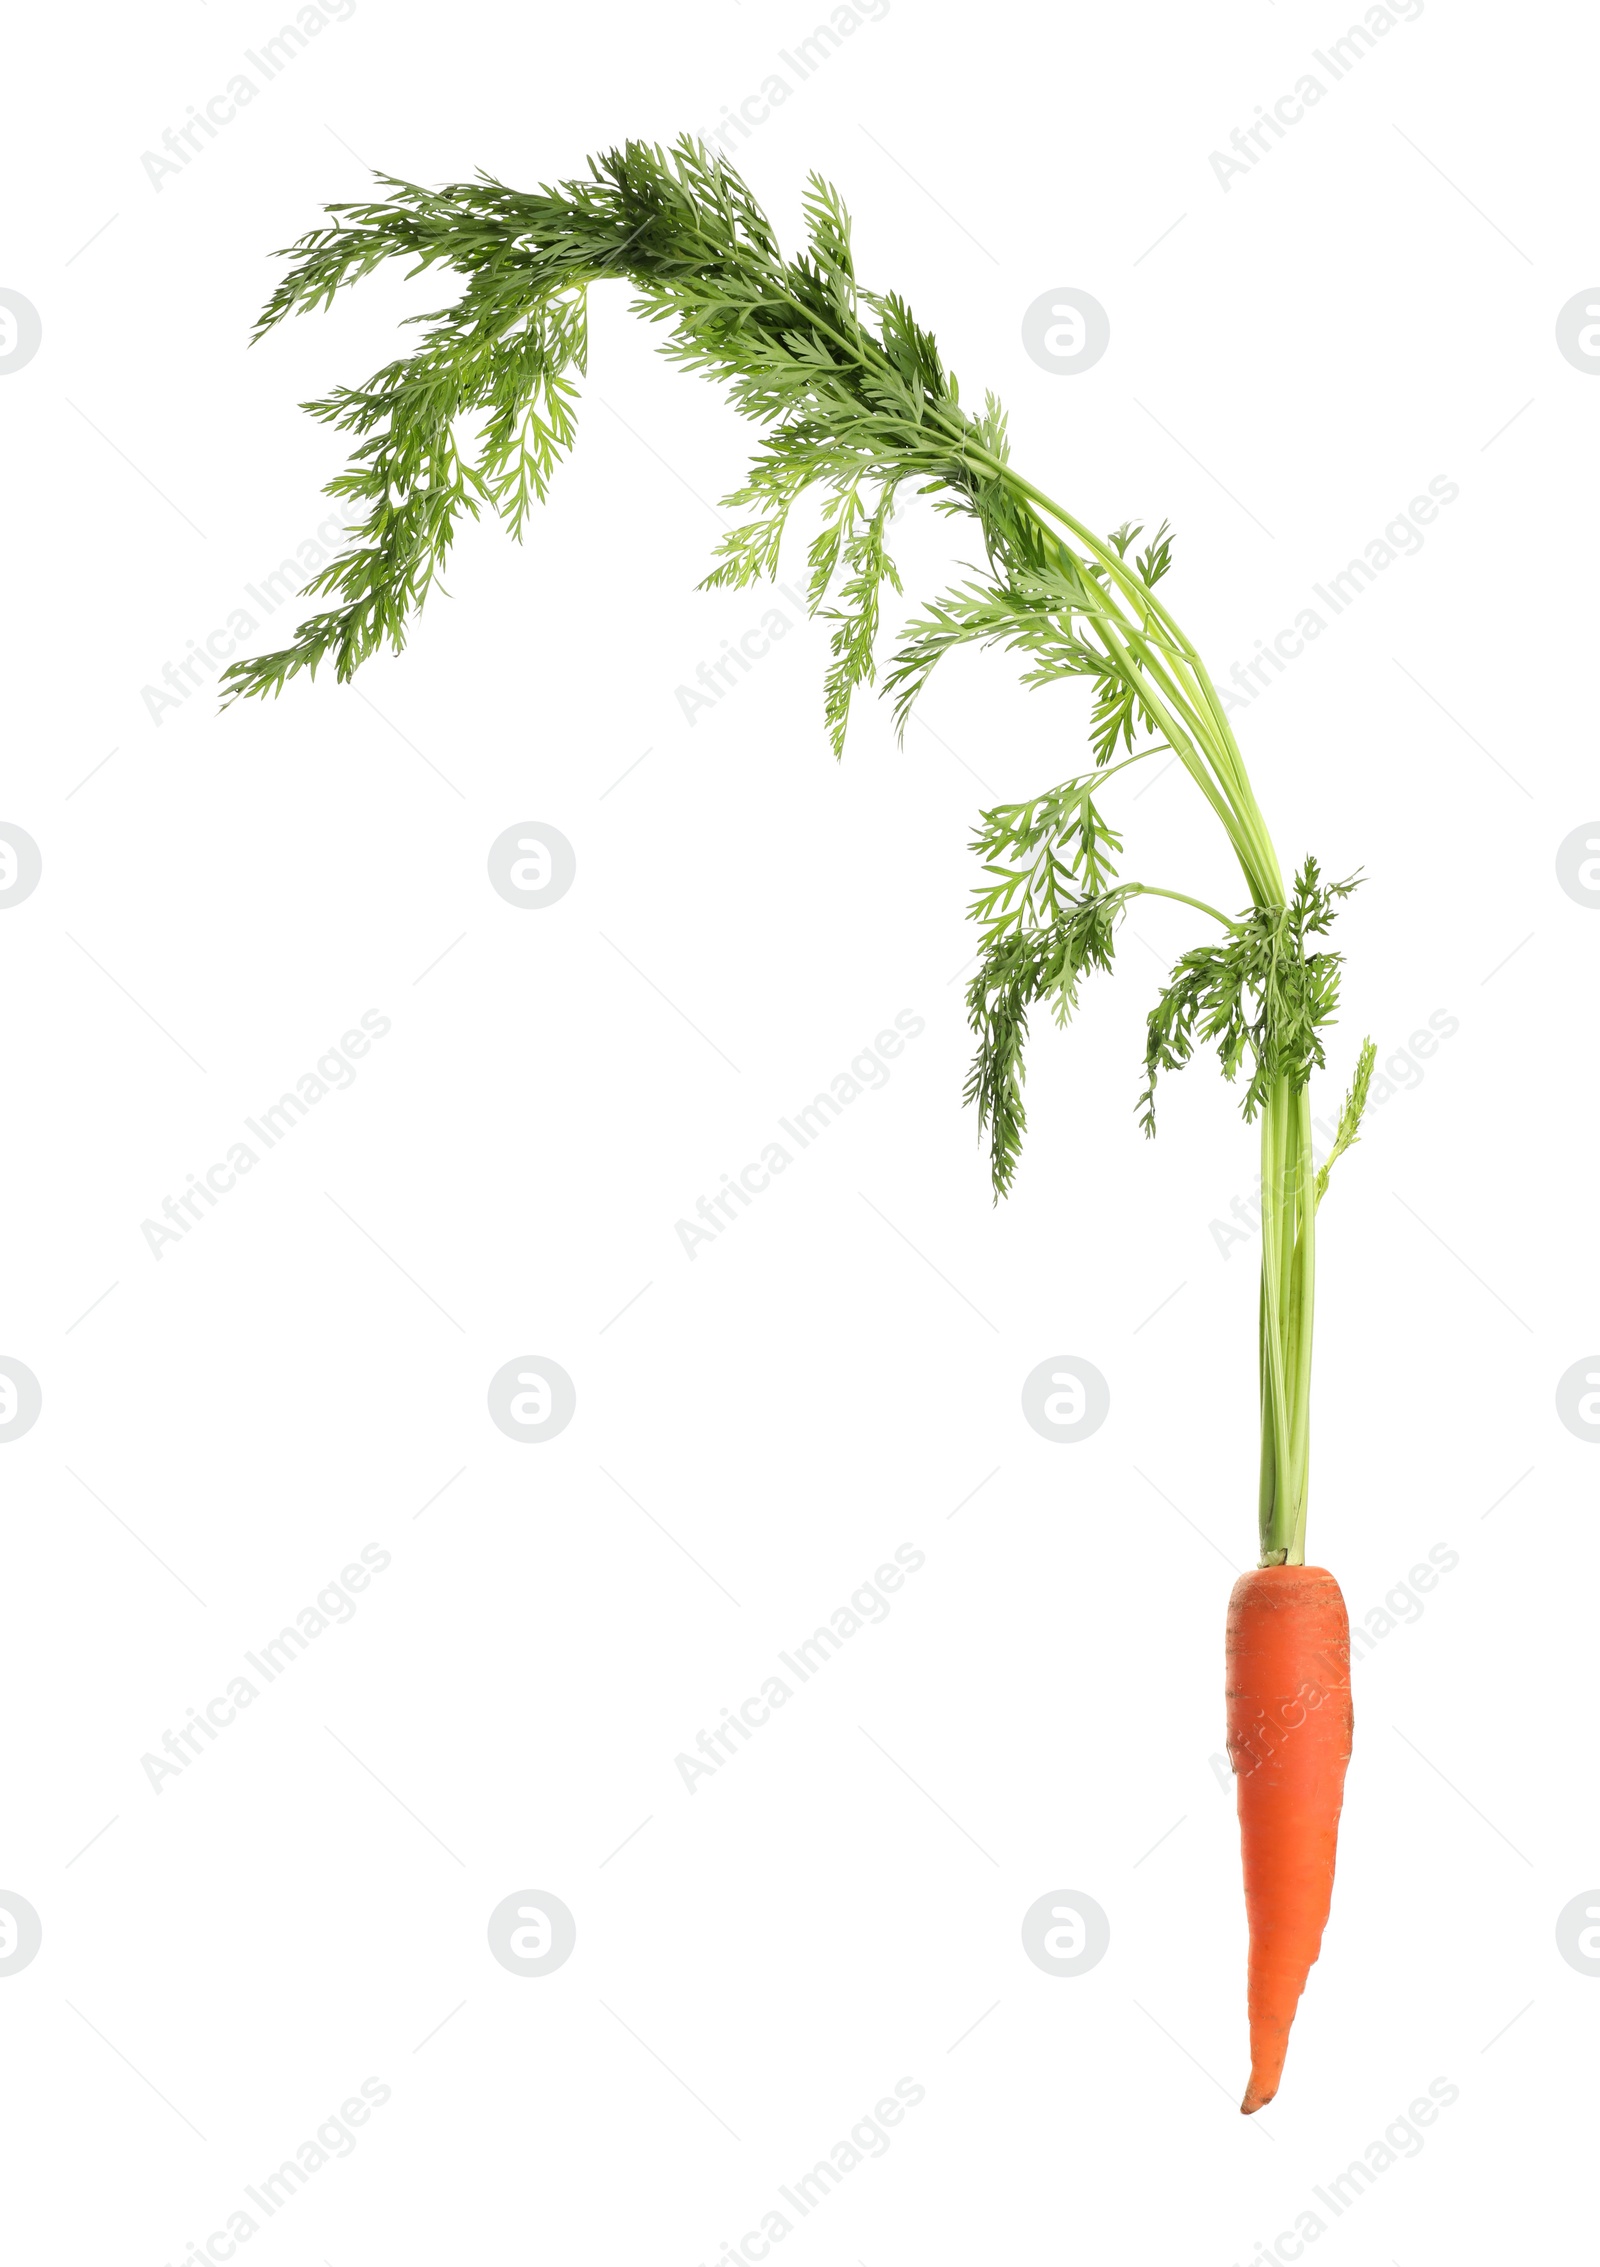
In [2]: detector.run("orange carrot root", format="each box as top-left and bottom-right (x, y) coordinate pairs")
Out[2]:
(1226, 1564), (1353, 2113)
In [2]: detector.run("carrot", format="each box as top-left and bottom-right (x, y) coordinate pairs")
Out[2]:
(1227, 1565), (1354, 2113)
(222, 139), (1380, 2104)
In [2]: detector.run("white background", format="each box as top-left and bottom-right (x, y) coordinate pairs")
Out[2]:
(2, 0), (1596, 2260)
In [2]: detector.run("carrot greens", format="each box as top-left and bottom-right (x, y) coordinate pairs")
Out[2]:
(219, 137), (1372, 1571)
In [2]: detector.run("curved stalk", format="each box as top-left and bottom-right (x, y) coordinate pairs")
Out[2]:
(1130, 884), (1238, 928)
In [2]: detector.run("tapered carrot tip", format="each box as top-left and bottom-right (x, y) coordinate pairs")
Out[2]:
(1226, 1564), (1353, 2115)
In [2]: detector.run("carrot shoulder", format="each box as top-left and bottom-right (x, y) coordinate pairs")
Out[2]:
(1226, 1564), (1353, 2114)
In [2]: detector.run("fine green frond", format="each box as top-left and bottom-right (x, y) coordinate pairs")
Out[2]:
(819, 485), (904, 756)
(970, 390), (1012, 465)
(244, 171), (508, 337)
(221, 264), (589, 701)
(799, 172), (857, 309)
(1088, 668), (1141, 764)
(965, 891), (1133, 1198)
(219, 136), (1184, 774)
(882, 572), (1104, 738)
(968, 756), (1148, 946)
(1105, 517), (1173, 589)
(884, 525), (1180, 751)
(1135, 519), (1174, 586)
(1138, 859), (1361, 1135)
(1315, 1036), (1377, 1204)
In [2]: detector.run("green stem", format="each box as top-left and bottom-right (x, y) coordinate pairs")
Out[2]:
(1257, 1082), (1294, 1562)
(1131, 884), (1236, 928)
(1256, 1076), (1316, 1565)
(1084, 613), (1261, 879)
(895, 427), (1319, 1566)
(1286, 1085), (1316, 1564)
(981, 464), (1285, 904)
(986, 465), (1322, 1565)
